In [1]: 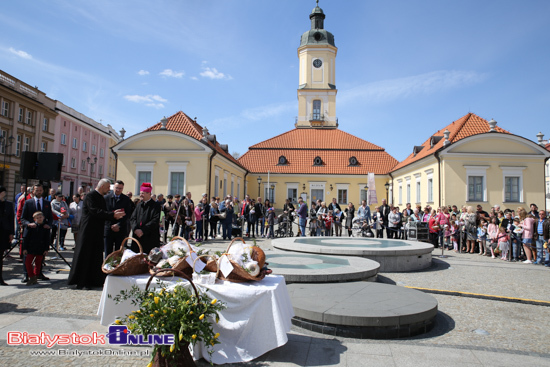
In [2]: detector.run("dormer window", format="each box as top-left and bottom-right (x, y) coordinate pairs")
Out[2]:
(278, 156), (288, 165)
(349, 156), (359, 166)
(413, 146), (424, 156)
(313, 156), (323, 166)
(430, 136), (443, 148)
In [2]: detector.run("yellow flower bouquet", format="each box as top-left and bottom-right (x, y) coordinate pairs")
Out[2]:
(110, 269), (225, 366)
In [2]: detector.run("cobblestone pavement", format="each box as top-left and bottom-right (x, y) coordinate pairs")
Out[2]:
(1, 232), (549, 366)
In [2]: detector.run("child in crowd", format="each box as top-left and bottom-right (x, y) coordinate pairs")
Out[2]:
(450, 214), (459, 252)
(477, 219), (487, 255)
(22, 212), (50, 286)
(333, 209), (342, 236)
(266, 206), (275, 239)
(324, 211), (334, 236)
(309, 214), (318, 236)
(487, 216), (499, 258)
(511, 218), (523, 261)
(496, 226), (510, 260)
(317, 214), (324, 236)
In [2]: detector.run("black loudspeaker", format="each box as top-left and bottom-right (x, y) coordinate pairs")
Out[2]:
(36, 153), (63, 181)
(20, 152), (38, 179)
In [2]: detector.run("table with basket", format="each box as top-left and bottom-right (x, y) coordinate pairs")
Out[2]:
(98, 236), (294, 364)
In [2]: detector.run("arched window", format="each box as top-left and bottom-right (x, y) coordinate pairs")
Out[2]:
(312, 100), (321, 120)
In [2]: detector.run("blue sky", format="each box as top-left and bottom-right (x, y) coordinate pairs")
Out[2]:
(1, 0), (549, 162)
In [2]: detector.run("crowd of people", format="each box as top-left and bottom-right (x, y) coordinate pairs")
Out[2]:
(1, 179), (549, 289)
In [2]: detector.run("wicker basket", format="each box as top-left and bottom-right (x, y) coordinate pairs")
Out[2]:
(215, 237), (266, 283)
(102, 237), (149, 276)
(149, 236), (195, 277)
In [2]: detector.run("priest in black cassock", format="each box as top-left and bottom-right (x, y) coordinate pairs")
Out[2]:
(130, 183), (161, 254)
(68, 179), (125, 290)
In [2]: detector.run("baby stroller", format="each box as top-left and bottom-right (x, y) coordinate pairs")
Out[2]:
(275, 211), (295, 237)
(351, 217), (375, 237)
(232, 217), (243, 238)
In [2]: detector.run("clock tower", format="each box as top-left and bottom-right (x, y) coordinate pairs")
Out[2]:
(296, 1), (338, 129)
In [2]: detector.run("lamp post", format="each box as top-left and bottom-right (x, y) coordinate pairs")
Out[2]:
(0, 134), (14, 187)
(364, 184), (369, 206)
(257, 176), (262, 198)
(385, 182), (390, 202)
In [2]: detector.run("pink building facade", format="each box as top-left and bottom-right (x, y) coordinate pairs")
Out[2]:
(53, 101), (121, 197)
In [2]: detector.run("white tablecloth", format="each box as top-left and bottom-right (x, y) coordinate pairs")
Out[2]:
(97, 274), (294, 364)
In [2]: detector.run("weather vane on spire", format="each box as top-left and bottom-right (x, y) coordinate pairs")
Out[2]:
(316, 0), (319, 5)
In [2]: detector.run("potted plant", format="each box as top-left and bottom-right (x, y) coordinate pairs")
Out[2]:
(111, 270), (225, 366)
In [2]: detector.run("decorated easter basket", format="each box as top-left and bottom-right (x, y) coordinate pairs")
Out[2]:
(215, 237), (266, 283)
(148, 236), (197, 277)
(102, 237), (149, 276)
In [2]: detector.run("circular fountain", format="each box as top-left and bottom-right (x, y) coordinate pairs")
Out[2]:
(272, 237), (433, 272)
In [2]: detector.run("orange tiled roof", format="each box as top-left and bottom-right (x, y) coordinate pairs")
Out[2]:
(145, 111), (243, 168)
(239, 128), (398, 174)
(392, 113), (510, 171)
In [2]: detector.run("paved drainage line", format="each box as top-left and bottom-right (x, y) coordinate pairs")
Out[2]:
(405, 286), (550, 307)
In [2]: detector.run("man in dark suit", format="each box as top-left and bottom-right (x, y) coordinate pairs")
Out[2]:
(20, 184), (53, 283)
(104, 180), (132, 257)
(130, 183), (161, 254)
(68, 179), (125, 290)
(379, 199), (391, 239)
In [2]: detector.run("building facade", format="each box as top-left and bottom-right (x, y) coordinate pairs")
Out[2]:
(391, 113), (550, 211)
(238, 3), (397, 207)
(0, 69), (56, 199)
(53, 101), (121, 196)
(114, 112), (247, 198)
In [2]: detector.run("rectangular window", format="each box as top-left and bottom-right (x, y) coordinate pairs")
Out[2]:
(504, 177), (520, 202)
(138, 171), (152, 190)
(23, 136), (30, 152)
(82, 141), (87, 152)
(26, 111), (32, 125)
(81, 160), (86, 171)
(0, 130), (5, 154)
(170, 172), (185, 196)
(100, 148), (104, 157)
(288, 188), (298, 203)
(15, 135), (21, 157)
(231, 180), (234, 197)
(468, 176), (484, 201)
(92, 145), (96, 155)
(214, 175), (219, 197)
(416, 182), (421, 203)
(337, 189), (348, 204)
(406, 184), (411, 204)
(71, 158), (76, 169)
(398, 185), (402, 205)
(312, 100), (321, 120)
(427, 179), (433, 202)
(41, 142), (46, 152)
(99, 165), (103, 175)
(43, 118), (48, 131)
(18, 108), (23, 122)
(223, 178), (227, 197)
(61, 134), (66, 145)
(72, 138), (78, 149)
(1, 101), (9, 117)
(360, 188), (368, 202)
(237, 183), (241, 199)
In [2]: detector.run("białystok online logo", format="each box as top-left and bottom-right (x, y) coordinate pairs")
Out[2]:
(8, 325), (174, 348)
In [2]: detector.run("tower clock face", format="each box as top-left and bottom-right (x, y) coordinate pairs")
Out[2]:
(313, 59), (323, 68)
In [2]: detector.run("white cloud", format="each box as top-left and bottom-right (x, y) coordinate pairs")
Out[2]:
(8, 47), (32, 59)
(200, 66), (232, 80)
(159, 69), (184, 78)
(339, 70), (488, 104)
(241, 101), (294, 121)
(190, 76), (198, 81)
(124, 94), (167, 109)
(137, 69), (149, 76)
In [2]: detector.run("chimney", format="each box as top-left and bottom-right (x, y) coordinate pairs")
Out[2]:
(160, 116), (168, 130)
(536, 132), (544, 145)
(443, 129), (451, 147)
(488, 118), (497, 132)
(202, 126), (210, 139)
